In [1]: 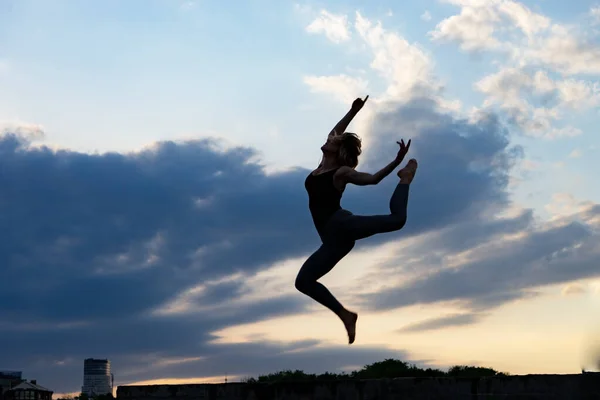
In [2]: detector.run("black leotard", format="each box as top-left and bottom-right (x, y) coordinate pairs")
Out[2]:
(304, 168), (342, 236)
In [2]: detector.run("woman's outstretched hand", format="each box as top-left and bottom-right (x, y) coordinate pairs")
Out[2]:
(351, 96), (369, 111)
(396, 139), (411, 162)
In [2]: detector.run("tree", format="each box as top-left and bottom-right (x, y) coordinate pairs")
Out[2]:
(352, 359), (445, 379)
(245, 358), (509, 383)
(447, 365), (508, 377)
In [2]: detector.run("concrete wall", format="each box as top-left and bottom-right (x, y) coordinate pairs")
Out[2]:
(117, 374), (600, 400)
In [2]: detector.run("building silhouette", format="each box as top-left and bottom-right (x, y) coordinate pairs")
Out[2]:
(81, 359), (113, 397)
(4, 380), (52, 400)
(0, 371), (23, 400)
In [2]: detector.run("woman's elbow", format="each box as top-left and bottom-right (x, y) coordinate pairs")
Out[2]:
(370, 175), (382, 185)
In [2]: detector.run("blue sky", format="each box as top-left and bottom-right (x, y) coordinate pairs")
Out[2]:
(1, 0), (600, 396)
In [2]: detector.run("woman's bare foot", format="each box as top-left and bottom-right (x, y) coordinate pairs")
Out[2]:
(340, 309), (358, 344)
(397, 159), (418, 183)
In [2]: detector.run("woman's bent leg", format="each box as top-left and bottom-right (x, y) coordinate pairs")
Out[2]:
(295, 240), (355, 316)
(341, 182), (411, 241)
(339, 160), (417, 241)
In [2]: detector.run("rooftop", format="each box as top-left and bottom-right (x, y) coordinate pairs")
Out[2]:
(11, 381), (51, 392)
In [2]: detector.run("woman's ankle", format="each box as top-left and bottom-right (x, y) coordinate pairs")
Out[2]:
(397, 159), (418, 183)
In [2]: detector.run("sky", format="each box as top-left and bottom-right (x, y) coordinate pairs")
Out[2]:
(1, 0), (600, 396)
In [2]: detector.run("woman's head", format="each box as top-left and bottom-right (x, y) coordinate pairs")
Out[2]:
(321, 132), (362, 168)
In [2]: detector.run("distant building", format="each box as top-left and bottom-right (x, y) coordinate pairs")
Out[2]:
(0, 372), (24, 400)
(4, 380), (52, 400)
(0, 373), (21, 381)
(81, 359), (113, 397)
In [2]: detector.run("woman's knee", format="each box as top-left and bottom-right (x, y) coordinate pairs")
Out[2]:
(294, 273), (310, 293)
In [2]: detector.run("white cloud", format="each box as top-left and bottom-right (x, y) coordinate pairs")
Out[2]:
(429, 5), (503, 51)
(474, 66), (600, 138)
(522, 26), (600, 75)
(544, 193), (596, 220)
(496, 0), (550, 37)
(301, 4), (596, 141)
(591, 6), (600, 24)
(302, 74), (369, 103)
(302, 11), (438, 105)
(353, 12), (437, 100)
(431, 0), (600, 75)
(557, 79), (600, 108)
(306, 10), (351, 43)
(0, 121), (45, 141)
(421, 11), (432, 21)
(430, 0), (550, 48)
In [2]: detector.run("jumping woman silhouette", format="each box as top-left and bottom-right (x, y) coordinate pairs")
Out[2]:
(295, 95), (418, 344)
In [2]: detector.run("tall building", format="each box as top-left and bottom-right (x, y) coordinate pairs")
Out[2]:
(81, 359), (113, 397)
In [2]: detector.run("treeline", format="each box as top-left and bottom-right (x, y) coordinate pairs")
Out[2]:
(243, 358), (508, 383)
(56, 394), (114, 400)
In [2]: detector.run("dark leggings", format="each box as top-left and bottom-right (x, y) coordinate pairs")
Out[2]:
(295, 182), (410, 316)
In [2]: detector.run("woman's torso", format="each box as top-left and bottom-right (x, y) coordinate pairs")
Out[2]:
(304, 168), (344, 235)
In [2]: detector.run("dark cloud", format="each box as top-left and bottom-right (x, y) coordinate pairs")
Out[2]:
(332, 97), (600, 325)
(0, 134), (315, 319)
(397, 313), (484, 333)
(1, 95), (599, 393)
(364, 212), (599, 313)
(344, 97), (521, 239)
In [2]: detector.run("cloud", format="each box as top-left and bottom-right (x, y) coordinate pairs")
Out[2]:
(302, 74), (369, 103)
(303, 11), (438, 105)
(429, 5), (503, 52)
(0, 103), (522, 391)
(473, 67), (600, 138)
(312, 60), (599, 319)
(0, 131), (415, 391)
(592, 6), (600, 24)
(0, 87), (523, 390)
(544, 193), (596, 220)
(361, 199), (600, 313)
(429, 0), (550, 51)
(431, 0), (600, 76)
(298, 4), (600, 325)
(522, 26), (600, 76)
(306, 10), (351, 43)
(354, 12), (437, 100)
(496, 0), (550, 37)
(429, 1), (600, 138)
(0, 120), (45, 141)
(397, 313), (482, 333)
(0, 134), (325, 316)
(315, 93), (596, 318)
(421, 11), (432, 22)
(562, 283), (587, 296)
